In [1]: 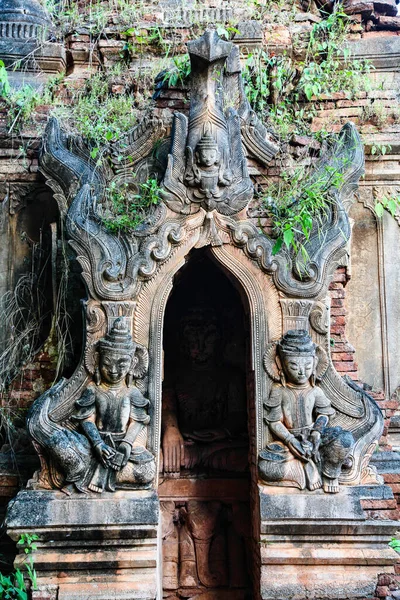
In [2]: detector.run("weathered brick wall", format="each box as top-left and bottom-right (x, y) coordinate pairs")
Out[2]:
(330, 267), (358, 377)
(0, 12), (398, 450)
(329, 267), (400, 450)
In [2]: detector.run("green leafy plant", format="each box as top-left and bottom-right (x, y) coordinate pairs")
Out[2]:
(389, 537), (400, 553)
(42, 0), (136, 35)
(215, 24), (241, 40)
(4, 73), (64, 134)
(300, 5), (369, 100)
(0, 534), (38, 599)
(17, 534), (39, 555)
(263, 164), (344, 260)
(51, 69), (139, 152)
(7, 85), (42, 133)
(0, 569), (28, 600)
(242, 3), (371, 140)
(374, 193), (400, 218)
(102, 177), (162, 232)
(370, 142), (392, 156)
(242, 50), (272, 116)
(162, 54), (191, 88)
(120, 25), (171, 62)
(0, 59), (10, 98)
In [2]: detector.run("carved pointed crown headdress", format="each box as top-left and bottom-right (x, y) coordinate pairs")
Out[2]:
(196, 124), (218, 151)
(277, 330), (316, 358)
(98, 318), (135, 355)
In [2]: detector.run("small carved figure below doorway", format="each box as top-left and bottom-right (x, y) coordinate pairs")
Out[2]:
(161, 500), (251, 599)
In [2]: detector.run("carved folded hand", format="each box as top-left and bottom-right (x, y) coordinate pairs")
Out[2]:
(94, 442), (116, 468)
(310, 430), (321, 464)
(162, 427), (185, 473)
(118, 441), (132, 468)
(288, 438), (308, 462)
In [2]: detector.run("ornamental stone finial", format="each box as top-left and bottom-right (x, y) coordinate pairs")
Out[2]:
(0, 0), (65, 84)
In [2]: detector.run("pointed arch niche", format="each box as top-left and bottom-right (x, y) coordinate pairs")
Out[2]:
(133, 234), (282, 598)
(134, 235), (282, 466)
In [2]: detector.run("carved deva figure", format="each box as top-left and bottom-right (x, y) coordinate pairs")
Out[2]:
(259, 330), (354, 494)
(184, 124), (232, 200)
(42, 318), (156, 493)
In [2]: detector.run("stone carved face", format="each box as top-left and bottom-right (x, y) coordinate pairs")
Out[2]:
(275, 329), (317, 386)
(99, 350), (134, 385)
(196, 147), (219, 167)
(281, 354), (314, 385)
(182, 320), (220, 366)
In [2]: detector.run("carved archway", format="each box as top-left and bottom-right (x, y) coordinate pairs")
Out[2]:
(133, 226), (282, 469)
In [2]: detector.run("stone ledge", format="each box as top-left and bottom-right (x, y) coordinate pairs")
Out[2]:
(15, 546), (157, 571)
(260, 565), (396, 600)
(259, 484), (391, 521)
(54, 579), (156, 600)
(6, 490), (160, 600)
(347, 37), (400, 70)
(260, 547), (398, 566)
(371, 451), (400, 473)
(258, 485), (399, 599)
(6, 489), (159, 537)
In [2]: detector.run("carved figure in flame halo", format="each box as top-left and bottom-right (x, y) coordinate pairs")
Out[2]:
(259, 330), (354, 493)
(185, 124), (232, 200)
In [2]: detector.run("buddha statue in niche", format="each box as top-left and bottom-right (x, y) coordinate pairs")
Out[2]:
(49, 318), (155, 493)
(162, 306), (248, 475)
(259, 330), (354, 493)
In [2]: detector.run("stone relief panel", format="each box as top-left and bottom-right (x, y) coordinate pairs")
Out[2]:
(28, 304), (156, 493)
(161, 499), (251, 598)
(260, 330), (353, 494)
(347, 197), (384, 391)
(382, 209), (400, 399)
(27, 30), (381, 496)
(347, 187), (400, 399)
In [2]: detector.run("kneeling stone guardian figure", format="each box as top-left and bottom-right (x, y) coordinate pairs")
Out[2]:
(259, 330), (354, 493)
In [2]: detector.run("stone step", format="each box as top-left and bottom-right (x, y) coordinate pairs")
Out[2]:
(371, 451), (400, 474)
(260, 546), (398, 566)
(15, 547), (157, 571)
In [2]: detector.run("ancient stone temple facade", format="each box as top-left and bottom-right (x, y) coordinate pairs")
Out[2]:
(4, 27), (400, 600)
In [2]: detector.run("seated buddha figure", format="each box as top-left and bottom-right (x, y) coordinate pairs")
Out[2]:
(51, 318), (155, 493)
(259, 330), (354, 494)
(162, 307), (248, 475)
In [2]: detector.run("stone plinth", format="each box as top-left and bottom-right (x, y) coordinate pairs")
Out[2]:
(259, 484), (399, 600)
(6, 490), (160, 600)
(0, 0), (65, 88)
(3, 43), (66, 89)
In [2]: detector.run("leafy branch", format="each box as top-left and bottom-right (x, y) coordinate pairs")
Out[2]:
(263, 164), (344, 258)
(375, 194), (400, 219)
(242, 3), (371, 140)
(102, 177), (162, 233)
(0, 534), (38, 599)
